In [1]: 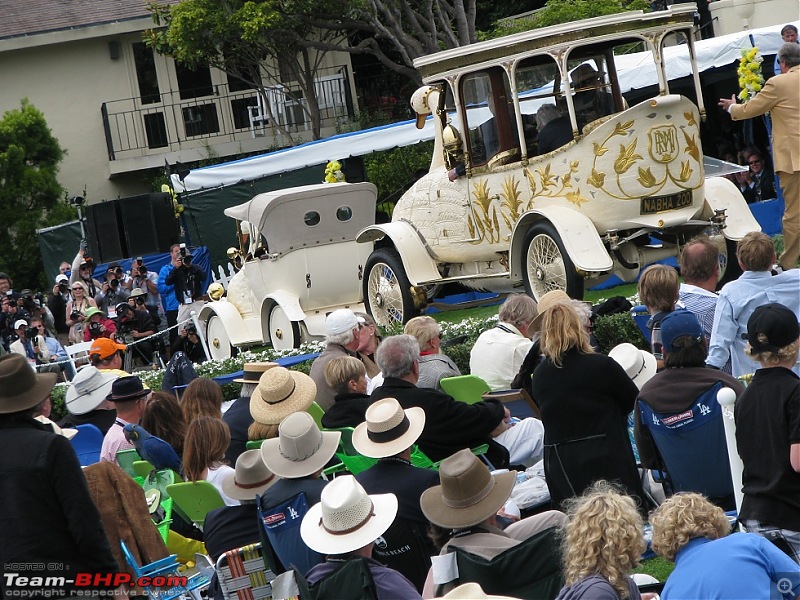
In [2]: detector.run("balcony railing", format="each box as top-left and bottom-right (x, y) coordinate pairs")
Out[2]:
(101, 65), (354, 161)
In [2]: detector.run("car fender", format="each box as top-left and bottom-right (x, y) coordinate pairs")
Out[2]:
(510, 205), (613, 280)
(702, 177), (762, 240)
(199, 300), (260, 346)
(261, 291), (306, 323)
(356, 222), (441, 285)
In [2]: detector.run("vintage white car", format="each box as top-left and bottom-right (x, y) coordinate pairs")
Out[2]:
(357, 5), (760, 326)
(200, 182), (376, 357)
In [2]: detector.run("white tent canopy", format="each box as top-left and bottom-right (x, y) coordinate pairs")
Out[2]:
(173, 21), (794, 194)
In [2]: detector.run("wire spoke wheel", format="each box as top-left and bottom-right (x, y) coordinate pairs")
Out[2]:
(523, 222), (584, 301)
(363, 249), (417, 327)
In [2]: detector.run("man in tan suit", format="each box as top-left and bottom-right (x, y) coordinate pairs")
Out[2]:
(720, 42), (800, 271)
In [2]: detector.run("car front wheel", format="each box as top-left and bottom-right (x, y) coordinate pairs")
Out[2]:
(363, 248), (419, 327)
(522, 221), (584, 301)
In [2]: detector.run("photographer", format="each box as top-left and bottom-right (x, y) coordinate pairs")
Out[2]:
(132, 257), (162, 315)
(128, 288), (161, 329)
(171, 323), (207, 364)
(82, 307), (117, 342)
(10, 318), (65, 380)
(49, 274), (71, 345)
(19, 289), (55, 334)
(116, 302), (155, 365)
(164, 243), (207, 328)
(69, 243), (102, 298)
(96, 264), (130, 318)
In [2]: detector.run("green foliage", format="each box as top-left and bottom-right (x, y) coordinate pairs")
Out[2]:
(592, 312), (648, 354)
(494, 0), (651, 35)
(364, 141), (434, 205)
(0, 100), (66, 290)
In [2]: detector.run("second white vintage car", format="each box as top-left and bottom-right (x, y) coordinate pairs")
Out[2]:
(200, 182), (376, 357)
(356, 5), (760, 326)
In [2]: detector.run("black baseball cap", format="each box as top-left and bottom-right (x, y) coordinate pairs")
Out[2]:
(746, 303), (800, 353)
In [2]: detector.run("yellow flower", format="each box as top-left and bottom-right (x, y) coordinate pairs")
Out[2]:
(737, 47), (764, 103)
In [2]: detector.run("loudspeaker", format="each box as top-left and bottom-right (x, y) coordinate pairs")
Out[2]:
(85, 201), (125, 264)
(118, 193), (180, 257)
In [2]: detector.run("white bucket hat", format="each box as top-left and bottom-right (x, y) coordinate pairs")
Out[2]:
(608, 343), (657, 390)
(325, 309), (365, 336)
(65, 366), (120, 415)
(352, 398), (425, 459)
(260, 412), (340, 478)
(221, 449), (278, 501)
(300, 475), (398, 556)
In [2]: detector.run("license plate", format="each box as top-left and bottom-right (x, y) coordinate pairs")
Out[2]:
(640, 190), (693, 215)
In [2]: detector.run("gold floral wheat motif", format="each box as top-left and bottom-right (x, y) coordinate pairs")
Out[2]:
(500, 177), (524, 231)
(471, 179), (499, 243)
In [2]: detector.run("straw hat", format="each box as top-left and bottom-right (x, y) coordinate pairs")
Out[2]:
(249, 367), (316, 425)
(233, 361), (278, 384)
(352, 398), (425, 459)
(34, 415), (78, 440)
(0, 354), (57, 414)
(529, 290), (571, 332)
(420, 449), (516, 529)
(65, 366), (120, 415)
(260, 412), (340, 478)
(300, 475), (398, 555)
(608, 343), (657, 390)
(129, 288), (147, 299)
(221, 449), (278, 501)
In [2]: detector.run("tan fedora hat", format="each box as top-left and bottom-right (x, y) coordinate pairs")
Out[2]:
(221, 449), (278, 501)
(0, 354), (57, 414)
(233, 361), (278, 384)
(529, 289), (571, 332)
(260, 412), (340, 478)
(352, 398), (425, 459)
(301, 475), (398, 556)
(249, 366), (316, 425)
(420, 448), (516, 529)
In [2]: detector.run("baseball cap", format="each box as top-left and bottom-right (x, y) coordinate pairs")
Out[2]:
(55, 274), (68, 284)
(14, 319), (28, 330)
(746, 303), (800, 353)
(660, 310), (704, 352)
(89, 337), (127, 360)
(325, 309), (365, 336)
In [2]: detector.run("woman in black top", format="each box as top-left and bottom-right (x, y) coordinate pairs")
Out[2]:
(533, 303), (645, 511)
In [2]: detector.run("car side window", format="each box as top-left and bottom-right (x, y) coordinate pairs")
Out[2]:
(304, 211), (321, 226)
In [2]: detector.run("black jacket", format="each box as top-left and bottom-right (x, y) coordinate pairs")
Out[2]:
(222, 396), (254, 465)
(356, 457), (439, 525)
(165, 262), (207, 304)
(321, 392), (371, 429)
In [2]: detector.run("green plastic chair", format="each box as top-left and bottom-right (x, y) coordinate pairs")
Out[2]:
(307, 401), (325, 429)
(328, 427), (377, 475)
(165, 481), (226, 530)
(116, 448), (143, 477)
(440, 375), (491, 404)
(132, 459), (156, 479)
(246, 439), (265, 450)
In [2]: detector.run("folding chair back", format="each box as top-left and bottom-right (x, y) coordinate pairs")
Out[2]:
(70, 423), (104, 466)
(638, 381), (734, 507)
(372, 517), (435, 592)
(215, 542), (275, 600)
(307, 401), (325, 429)
(116, 448), (143, 477)
(66, 341), (94, 372)
(120, 539), (209, 599)
(329, 427), (377, 475)
(271, 558), (378, 600)
(440, 375), (491, 404)
(165, 481), (226, 530)
(434, 527), (563, 599)
(246, 439), (265, 450)
(256, 492), (323, 575)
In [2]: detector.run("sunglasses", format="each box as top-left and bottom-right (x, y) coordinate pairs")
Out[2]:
(71, 288), (83, 291)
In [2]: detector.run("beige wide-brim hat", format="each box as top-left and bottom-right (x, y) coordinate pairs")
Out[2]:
(34, 415), (78, 440)
(65, 366), (120, 415)
(233, 361), (278, 384)
(260, 412), (341, 478)
(301, 475), (398, 556)
(530, 290), (571, 332)
(221, 449), (279, 501)
(420, 448), (516, 530)
(250, 366), (316, 425)
(352, 398), (425, 459)
(0, 354), (57, 414)
(608, 343), (657, 390)
(443, 583), (520, 599)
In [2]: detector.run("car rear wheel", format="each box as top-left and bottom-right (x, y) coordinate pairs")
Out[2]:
(363, 248), (419, 327)
(269, 304), (301, 350)
(206, 314), (235, 360)
(522, 221), (584, 301)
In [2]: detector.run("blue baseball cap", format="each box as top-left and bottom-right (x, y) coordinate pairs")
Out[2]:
(660, 310), (703, 352)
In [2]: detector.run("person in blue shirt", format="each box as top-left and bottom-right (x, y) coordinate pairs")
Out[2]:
(158, 244), (181, 347)
(774, 25), (798, 74)
(651, 493), (800, 600)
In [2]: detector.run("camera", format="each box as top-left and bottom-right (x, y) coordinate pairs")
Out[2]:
(89, 321), (102, 333)
(186, 325), (197, 336)
(25, 326), (39, 340)
(109, 278), (120, 288)
(70, 310), (82, 321)
(179, 243), (192, 265)
(135, 297), (146, 306)
(138, 265), (148, 275)
(58, 282), (69, 293)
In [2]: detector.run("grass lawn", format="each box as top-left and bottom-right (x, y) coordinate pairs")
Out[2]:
(634, 556), (675, 582)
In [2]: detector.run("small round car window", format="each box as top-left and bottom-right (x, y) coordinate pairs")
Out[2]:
(304, 211), (321, 227)
(336, 206), (353, 222)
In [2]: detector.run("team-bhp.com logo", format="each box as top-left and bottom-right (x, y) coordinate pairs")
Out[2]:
(4, 571), (188, 593)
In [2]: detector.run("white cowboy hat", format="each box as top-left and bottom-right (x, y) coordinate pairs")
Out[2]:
(608, 343), (657, 390)
(260, 412), (340, 479)
(221, 449), (278, 501)
(300, 475), (398, 556)
(352, 398), (425, 459)
(249, 366), (316, 425)
(64, 366), (119, 415)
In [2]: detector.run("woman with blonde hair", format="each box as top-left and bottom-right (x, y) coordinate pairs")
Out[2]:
(181, 377), (223, 423)
(556, 482), (646, 599)
(65, 280), (98, 344)
(183, 416), (237, 506)
(404, 315), (460, 391)
(533, 303), (645, 510)
(320, 356), (371, 429)
(651, 493), (800, 599)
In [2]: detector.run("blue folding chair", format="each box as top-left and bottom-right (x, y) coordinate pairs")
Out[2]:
(70, 423), (104, 466)
(120, 539), (209, 599)
(256, 492), (323, 575)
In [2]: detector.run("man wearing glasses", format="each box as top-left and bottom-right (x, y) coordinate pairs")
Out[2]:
(742, 147), (776, 203)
